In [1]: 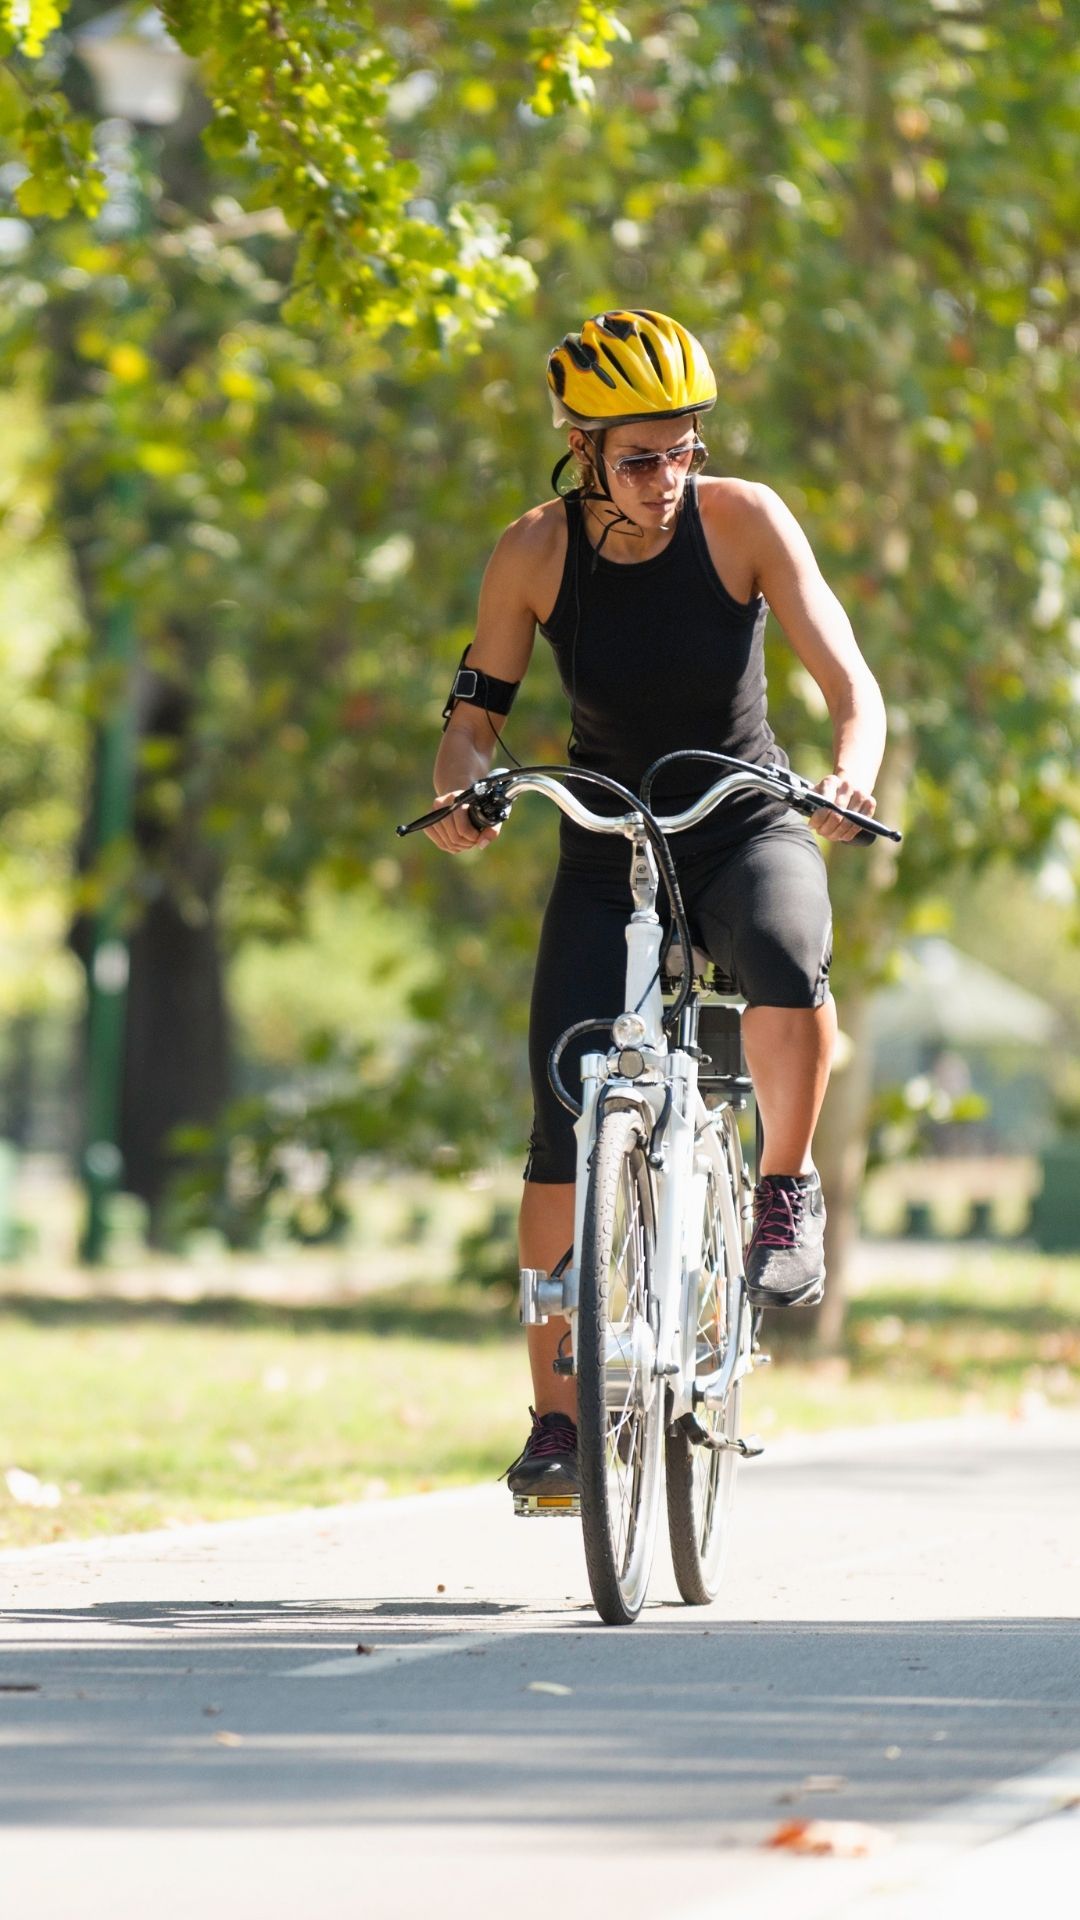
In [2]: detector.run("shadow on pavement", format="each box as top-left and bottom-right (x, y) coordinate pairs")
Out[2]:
(1, 1604), (1077, 1837)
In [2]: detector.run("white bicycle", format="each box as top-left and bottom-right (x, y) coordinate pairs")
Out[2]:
(400, 753), (900, 1626)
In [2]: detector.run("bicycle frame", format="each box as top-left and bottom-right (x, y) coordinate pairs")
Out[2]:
(568, 818), (755, 1425)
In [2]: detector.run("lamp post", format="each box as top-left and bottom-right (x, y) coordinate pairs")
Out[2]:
(74, 6), (191, 1263)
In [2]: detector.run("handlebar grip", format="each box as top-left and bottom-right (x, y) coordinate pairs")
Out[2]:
(787, 790), (901, 844)
(844, 814), (902, 843)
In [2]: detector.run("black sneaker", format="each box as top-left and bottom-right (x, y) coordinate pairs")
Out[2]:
(501, 1408), (579, 1496)
(744, 1172), (826, 1308)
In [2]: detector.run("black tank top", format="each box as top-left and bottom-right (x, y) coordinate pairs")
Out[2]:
(539, 479), (791, 859)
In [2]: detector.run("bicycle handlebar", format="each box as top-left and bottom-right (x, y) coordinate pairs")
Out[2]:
(397, 761), (900, 1033)
(396, 761), (902, 846)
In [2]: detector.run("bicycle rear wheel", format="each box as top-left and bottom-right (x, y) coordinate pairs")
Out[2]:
(666, 1145), (742, 1604)
(577, 1105), (664, 1626)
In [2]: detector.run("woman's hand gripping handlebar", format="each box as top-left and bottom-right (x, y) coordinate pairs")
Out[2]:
(396, 776), (513, 851)
(637, 750), (902, 848)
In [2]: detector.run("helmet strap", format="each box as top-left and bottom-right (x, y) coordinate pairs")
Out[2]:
(550, 449), (577, 496)
(580, 430), (644, 564)
(551, 431), (646, 567)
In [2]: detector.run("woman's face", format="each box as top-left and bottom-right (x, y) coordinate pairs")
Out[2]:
(570, 416), (701, 526)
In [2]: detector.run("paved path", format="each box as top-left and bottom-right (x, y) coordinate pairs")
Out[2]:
(2, 1414), (1078, 1918)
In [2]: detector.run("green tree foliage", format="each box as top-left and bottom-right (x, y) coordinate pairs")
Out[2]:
(1, 1), (628, 333)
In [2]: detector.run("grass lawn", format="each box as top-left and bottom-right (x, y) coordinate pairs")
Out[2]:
(2, 1246), (1078, 1550)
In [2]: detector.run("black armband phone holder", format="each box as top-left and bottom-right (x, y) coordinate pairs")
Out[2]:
(441, 646), (520, 730)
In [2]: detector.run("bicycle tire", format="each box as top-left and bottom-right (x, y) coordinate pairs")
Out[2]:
(577, 1105), (664, 1626)
(665, 1144), (742, 1604)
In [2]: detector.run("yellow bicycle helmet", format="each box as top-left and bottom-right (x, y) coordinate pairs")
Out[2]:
(547, 309), (716, 429)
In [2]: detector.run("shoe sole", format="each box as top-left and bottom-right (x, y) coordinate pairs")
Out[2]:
(745, 1276), (825, 1310)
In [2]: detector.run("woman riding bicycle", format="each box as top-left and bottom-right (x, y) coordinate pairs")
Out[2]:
(426, 309), (886, 1504)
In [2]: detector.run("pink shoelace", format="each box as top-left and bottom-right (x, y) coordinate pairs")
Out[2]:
(523, 1409), (577, 1459)
(502, 1408), (577, 1481)
(750, 1180), (806, 1253)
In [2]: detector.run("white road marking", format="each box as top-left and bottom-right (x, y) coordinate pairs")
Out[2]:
(284, 1631), (505, 1677)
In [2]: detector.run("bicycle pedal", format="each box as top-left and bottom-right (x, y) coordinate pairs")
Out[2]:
(513, 1492), (581, 1518)
(737, 1434), (765, 1458)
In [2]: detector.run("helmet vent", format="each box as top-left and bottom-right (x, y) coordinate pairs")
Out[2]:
(600, 312), (635, 342)
(598, 342), (631, 383)
(566, 337), (597, 371)
(639, 331), (664, 381)
(548, 354), (566, 397)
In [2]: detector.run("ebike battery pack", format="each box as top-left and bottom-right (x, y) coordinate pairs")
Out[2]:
(696, 1002), (746, 1086)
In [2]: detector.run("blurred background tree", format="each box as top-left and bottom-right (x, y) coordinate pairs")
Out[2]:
(1, 5), (1077, 1330)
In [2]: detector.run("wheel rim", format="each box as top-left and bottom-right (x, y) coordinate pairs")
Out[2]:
(602, 1143), (661, 1610)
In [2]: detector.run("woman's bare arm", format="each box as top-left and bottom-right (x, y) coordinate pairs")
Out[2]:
(744, 484), (887, 843)
(427, 510), (554, 852)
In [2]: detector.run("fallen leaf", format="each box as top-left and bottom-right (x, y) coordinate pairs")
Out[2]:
(765, 1820), (893, 1858)
(885, 1745), (902, 1759)
(202, 1705), (223, 1716)
(527, 1681), (573, 1697)
(436, 1584), (446, 1593)
(355, 1644), (373, 1656)
(0, 1682), (40, 1694)
(213, 1731), (244, 1747)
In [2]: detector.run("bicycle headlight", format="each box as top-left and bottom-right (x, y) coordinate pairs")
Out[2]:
(617, 1048), (646, 1079)
(612, 1012), (646, 1048)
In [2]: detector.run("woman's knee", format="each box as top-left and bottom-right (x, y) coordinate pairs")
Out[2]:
(737, 920), (833, 1008)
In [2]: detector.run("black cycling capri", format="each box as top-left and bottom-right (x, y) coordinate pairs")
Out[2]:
(524, 820), (833, 1185)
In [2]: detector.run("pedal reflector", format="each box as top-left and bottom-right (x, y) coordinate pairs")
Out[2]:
(513, 1492), (581, 1518)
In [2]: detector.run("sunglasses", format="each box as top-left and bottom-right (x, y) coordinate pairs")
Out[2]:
(597, 436), (708, 487)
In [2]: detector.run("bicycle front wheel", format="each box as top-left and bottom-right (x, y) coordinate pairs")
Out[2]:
(577, 1106), (664, 1626)
(666, 1148), (742, 1604)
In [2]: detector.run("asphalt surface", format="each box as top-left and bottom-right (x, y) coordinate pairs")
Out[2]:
(2, 1413), (1078, 1918)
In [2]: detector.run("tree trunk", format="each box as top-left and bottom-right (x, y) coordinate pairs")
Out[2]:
(71, 664), (230, 1246)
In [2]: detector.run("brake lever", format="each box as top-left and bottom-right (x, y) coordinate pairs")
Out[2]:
(396, 799), (460, 837)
